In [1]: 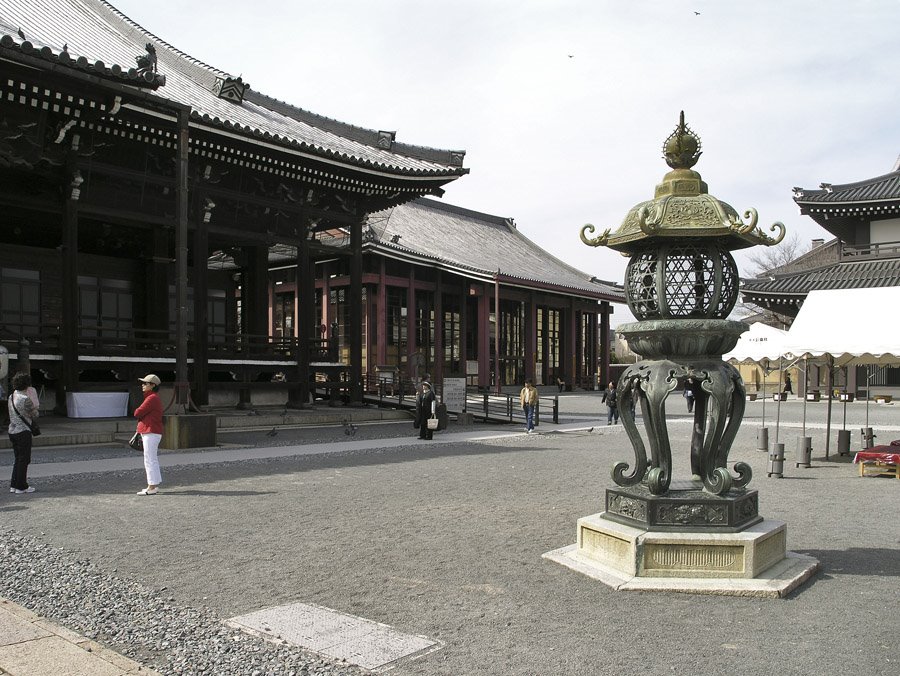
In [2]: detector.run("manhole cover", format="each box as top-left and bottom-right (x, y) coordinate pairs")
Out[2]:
(226, 602), (441, 672)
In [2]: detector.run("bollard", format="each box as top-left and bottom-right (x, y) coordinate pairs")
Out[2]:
(795, 436), (812, 468)
(837, 429), (851, 456)
(767, 442), (785, 478)
(860, 427), (875, 449)
(757, 427), (769, 452)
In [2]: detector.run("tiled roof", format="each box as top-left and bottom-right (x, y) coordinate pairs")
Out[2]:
(741, 257), (900, 297)
(367, 199), (624, 300)
(0, 0), (467, 178)
(793, 169), (900, 206)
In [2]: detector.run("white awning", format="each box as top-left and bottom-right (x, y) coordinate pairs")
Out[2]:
(782, 287), (900, 366)
(723, 322), (789, 365)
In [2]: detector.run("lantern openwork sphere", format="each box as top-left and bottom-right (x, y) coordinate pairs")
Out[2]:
(625, 241), (739, 320)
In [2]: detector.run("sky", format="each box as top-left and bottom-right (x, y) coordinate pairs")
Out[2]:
(107, 0), (900, 326)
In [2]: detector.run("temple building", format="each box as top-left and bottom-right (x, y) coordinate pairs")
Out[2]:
(0, 0), (621, 414)
(740, 159), (900, 394)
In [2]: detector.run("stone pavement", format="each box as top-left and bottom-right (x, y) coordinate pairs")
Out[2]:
(0, 597), (159, 675)
(1, 393), (899, 675)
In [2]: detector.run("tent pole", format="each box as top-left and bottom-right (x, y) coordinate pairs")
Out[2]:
(824, 356), (833, 460)
(761, 360), (767, 429)
(775, 357), (783, 444)
(801, 356), (808, 437)
(865, 365), (871, 428)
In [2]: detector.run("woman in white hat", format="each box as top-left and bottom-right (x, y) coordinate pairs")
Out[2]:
(134, 374), (164, 495)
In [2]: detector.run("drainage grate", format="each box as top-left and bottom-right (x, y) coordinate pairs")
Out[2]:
(226, 602), (441, 672)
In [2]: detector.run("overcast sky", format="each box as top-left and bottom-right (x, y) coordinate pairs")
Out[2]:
(110, 0), (900, 325)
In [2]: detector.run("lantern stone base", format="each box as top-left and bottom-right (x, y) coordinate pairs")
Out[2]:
(543, 513), (819, 598)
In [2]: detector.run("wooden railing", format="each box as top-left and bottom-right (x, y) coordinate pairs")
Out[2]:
(840, 240), (900, 260)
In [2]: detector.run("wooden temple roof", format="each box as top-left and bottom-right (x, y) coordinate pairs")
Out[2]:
(792, 167), (900, 239)
(793, 168), (900, 208)
(366, 198), (624, 301)
(0, 0), (468, 179)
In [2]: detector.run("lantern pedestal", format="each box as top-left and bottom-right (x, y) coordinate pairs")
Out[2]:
(543, 512), (819, 597)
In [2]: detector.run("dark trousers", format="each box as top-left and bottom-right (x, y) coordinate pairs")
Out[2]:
(418, 420), (433, 440)
(9, 431), (32, 490)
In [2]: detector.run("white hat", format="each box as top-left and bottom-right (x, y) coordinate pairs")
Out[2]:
(139, 374), (161, 386)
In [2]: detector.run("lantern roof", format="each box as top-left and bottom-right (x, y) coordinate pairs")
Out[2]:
(581, 112), (785, 254)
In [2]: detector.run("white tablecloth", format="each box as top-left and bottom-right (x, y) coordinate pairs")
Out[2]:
(66, 392), (129, 418)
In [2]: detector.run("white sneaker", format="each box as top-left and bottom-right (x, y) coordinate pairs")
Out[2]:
(9, 488), (14, 493)
(14, 487), (35, 494)
(136, 487), (158, 496)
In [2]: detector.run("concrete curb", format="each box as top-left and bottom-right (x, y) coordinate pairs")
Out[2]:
(0, 597), (160, 675)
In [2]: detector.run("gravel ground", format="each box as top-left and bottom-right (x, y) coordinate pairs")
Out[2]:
(1, 395), (898, 675)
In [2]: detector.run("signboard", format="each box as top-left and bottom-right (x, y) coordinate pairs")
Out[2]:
(442, 377), (467, 412)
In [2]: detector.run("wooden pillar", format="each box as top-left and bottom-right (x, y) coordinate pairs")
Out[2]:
(349, 218), (363, 403)
(459, 286), (468, 380)
(478, 284), (490, 389)
(377, 259), (387, 366)
(433, 271), (444, 385)
(245, 245), (269, 338)
(321, 261), (331, 335)
(525, 292), (537, 382)
(599, 302), (612, 387)
(568, 299), (577, 390)
(58, 164), (80, 415)
(289, 227), (314, 408)
(406, 267), (417, 379)
(192, 212), (209, 406)
(174, 107), (190, 409)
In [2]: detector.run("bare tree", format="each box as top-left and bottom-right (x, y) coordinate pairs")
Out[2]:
(736, 232), (809, 326)
(744, 232), (807, 277)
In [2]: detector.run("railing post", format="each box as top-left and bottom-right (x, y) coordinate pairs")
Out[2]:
(483, 393), (489, 418)
(535, 399), (540, 427)
(553, 395), (559, 424)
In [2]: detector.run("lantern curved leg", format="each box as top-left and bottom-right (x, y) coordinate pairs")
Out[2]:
(719, 364), (752, 488)
(698, 361), (751, 494)
(642, 363), (678, 495)
(612, 366), (648, 486)
(689, 388), (708, 481)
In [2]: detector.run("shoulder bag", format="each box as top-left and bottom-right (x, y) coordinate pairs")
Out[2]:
(9, 396), (40, 436)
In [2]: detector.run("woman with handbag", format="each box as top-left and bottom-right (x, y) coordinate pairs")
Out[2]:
(417, 380), (437, 440)
(7, 371), (39, 494)
(134, 374), (164, 495)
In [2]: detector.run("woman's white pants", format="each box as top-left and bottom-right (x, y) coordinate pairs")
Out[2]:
(141, 432), (163, 486)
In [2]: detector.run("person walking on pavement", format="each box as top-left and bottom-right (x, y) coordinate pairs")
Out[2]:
(134, 374), (164, 495)
(520, 378), (538, 433)
(602, 380), (619, 425)
(416, 380), (437, 440)
(684, 378), (696, 413)
(8, 371), (38, 494)
(783, 373), (793, 398)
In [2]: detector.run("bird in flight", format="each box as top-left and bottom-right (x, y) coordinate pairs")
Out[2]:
(694, 11), (700, 15)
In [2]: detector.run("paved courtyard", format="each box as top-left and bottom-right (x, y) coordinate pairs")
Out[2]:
(1, 394), (898, 675)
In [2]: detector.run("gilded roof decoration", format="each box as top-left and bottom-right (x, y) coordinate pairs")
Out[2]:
(581, 112), (785, 254)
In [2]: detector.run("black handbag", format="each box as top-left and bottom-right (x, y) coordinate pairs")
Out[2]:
(128, 432), (143, 452)
(9, 396), (40, 436)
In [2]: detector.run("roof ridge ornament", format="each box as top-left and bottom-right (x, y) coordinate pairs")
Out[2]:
(214, 75), (249, 104)
(663, 111), (702, 170)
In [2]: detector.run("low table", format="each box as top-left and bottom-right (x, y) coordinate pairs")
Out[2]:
(854, 449), (900, 479)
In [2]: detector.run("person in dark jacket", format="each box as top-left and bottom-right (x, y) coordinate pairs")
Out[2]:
(601, 381), (619, 425)
(416, 381), (437, 440)
(783, 373), (793, 397)
(134, 374), (164, 495)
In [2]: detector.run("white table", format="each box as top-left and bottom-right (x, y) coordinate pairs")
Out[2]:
(66, 392), (130, 418)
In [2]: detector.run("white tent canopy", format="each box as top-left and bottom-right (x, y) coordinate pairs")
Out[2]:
(723, 322), (789, 364)
(782, 287), (900, 366)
